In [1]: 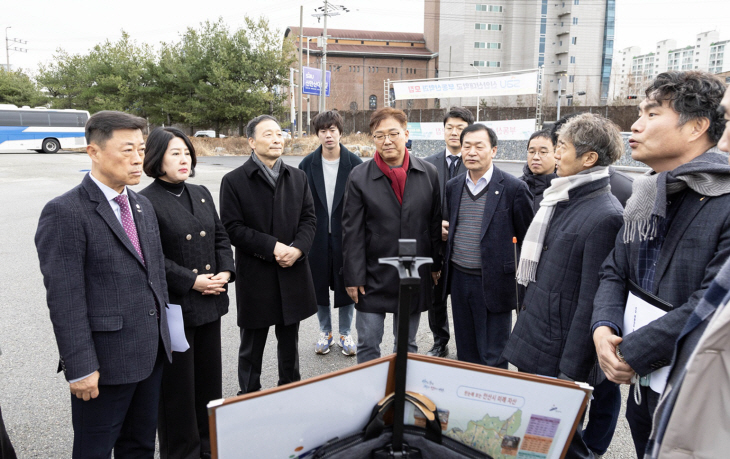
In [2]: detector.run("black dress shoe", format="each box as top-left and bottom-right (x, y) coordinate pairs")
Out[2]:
(426, 344), (449, 357)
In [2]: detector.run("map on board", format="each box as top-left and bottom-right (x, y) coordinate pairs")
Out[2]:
(445, 410), (523, 459)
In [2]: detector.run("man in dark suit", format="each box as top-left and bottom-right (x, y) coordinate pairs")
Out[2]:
(592, 70), (730, 456)
(35, 111), (172, 458)
(503, 113), (625, 459)
(299, 111), (363, 356)
(220, 115), (317, 394)
(442, 124), (534, 368)
(342, 107), (442, 364)
(422, 107), (473, 358)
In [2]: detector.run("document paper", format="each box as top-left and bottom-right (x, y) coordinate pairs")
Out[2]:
(166, 303), (190, 352)
(623, 292), (670, 394)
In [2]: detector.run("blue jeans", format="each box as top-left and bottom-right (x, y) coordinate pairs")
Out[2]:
(356, 310), (420, 364)
(316, 303), (355, 336)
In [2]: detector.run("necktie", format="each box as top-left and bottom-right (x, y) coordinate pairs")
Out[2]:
(113, 194), (145, 264)
(448, 156), (460, 180)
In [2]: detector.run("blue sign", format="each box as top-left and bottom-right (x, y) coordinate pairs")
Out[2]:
(302, 66), (331, 97)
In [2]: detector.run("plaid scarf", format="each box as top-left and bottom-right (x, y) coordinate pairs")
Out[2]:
(623, 148), (730, 243)
(516, 166), (610, 286)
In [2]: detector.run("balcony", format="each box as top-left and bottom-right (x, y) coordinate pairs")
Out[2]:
(555, 43), (569, 54)
(558, 3), (571, 16)
(556, 26), (570, 36)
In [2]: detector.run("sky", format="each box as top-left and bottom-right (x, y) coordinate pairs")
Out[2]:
(3, 0), (730, 76)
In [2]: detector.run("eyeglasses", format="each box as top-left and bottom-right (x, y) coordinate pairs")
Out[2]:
(528, 150), (552, 158)
(373, 132), (401, 142)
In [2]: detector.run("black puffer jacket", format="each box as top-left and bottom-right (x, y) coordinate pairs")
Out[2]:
(519, 164), (557, 212)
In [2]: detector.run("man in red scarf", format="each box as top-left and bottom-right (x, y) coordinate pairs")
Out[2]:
(342, 107), (443, 364)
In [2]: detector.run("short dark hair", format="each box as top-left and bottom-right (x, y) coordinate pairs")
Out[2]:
(312, 110), (344, 135)
(557, 113), (624, 166)
(645, 71), (726, 143)
(528, 129), (553, 147)
(143, 127), (196, 178)
(443, 107), (475, 126)
(460, 123), (497, 148)
(369, 107), (407, 133)
(246, 115), (279, 139)
(550, 112), (582, 145)
(85, 111), (146, 147)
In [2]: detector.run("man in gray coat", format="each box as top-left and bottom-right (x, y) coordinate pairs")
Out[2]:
(592, 71), (730, 456)
(422, 107), (473, 358)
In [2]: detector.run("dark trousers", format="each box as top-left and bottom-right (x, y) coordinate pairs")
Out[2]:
(450, 268), (511, 368)
(238, 323), (300, 394)
(159, 319), (222, 459)
(583, 378), (621, 456)
(428, 277), (450, 347)
(0, 405), (17, 459)
(70, 344), (165, 459)
(626, 384), (660, 457)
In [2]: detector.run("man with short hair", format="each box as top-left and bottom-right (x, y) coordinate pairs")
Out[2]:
(503, 113), (625, 459)
(342, 107), (442, 364)
(299, 111), (363, 356)
(442, 124), (534, 368)
(520, 129), (557, 212)
(220, 115), (317, 393)
(36, 111), (172, 458)
(592, 71), (730, 456)
(423, 107), (474, 358)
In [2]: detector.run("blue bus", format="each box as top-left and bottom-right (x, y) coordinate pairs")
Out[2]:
(0, 105), (90, 153)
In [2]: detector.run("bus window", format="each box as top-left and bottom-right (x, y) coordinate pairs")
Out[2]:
(49, 112), (87, 127)
(20, 112), (50, 127)
(0, 111), (22, 126)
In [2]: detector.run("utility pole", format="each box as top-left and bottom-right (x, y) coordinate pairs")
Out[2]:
(470, 64), (481, 122)
(4, 27), (28, 72)
(298, 6), (304, 138)
(556, 76), (563, 121)
(313, 0), (348, 114)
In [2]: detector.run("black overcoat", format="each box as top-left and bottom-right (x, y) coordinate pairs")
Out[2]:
(298, 144), (363, 308)
(220, 157), (317, 329)
(139, 181), (236, 327)
(342, 155), (442, 315)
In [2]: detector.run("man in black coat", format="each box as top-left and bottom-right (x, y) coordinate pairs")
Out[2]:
(442, 124), (533, 368)
(299, 111), (363, 356)
(592, 71), (730, 456)
(220, 115), (317, 394)
(342, 107), (442, 364)
(520, 129), (557, 212)
(422, 107), (473, 358)
(503, 113), (625, 459)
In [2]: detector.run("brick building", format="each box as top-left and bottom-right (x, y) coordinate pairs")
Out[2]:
(284, 27), (438, 113)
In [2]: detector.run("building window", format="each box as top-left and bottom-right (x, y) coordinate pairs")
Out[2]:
(574, 0), (579, 4)
(369, 95), (377, 110)
(488, 42), (501, 49)
(475, 23), (486, 30)
(569, 75), (575, 82)
(571, 37), (577, 45)
(570, 56), (576, 63)
(488, 24), (502, 31)
(476, 4), (503, 12)
(487, 61), (500, 67)
(475, 42), (485, 48)
(572, 17), (578, 25)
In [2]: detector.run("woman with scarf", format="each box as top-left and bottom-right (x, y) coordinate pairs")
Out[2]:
(519, 129), (557, 212)
(140, 127), (235, 459)
(502, 113), (625, 459)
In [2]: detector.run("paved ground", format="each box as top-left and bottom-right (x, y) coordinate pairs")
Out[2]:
(0, 151), (638, 458)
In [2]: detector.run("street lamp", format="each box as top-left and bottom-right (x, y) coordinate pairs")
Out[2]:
(470, 64), (481, 122)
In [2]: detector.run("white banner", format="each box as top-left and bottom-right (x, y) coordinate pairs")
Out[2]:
(392, 72), (539, 100)
(407, 119), (536, 141)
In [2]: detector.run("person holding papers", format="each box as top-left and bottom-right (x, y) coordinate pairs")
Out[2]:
(140, 127), (235, 459)
(502, 113), (624, 459)
(591, 71), (730, 457)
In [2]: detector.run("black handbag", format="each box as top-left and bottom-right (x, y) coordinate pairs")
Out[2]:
(313, 240), (491, 459)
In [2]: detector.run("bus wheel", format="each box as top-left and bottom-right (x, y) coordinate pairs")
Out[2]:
(42, 138), (61, 153)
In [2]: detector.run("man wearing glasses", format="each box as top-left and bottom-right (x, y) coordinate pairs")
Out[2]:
(342, 107), (442, 364)
(422, 107), (474, 359)
(519, 129), (557, 212)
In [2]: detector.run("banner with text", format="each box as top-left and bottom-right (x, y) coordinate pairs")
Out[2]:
(393, 72), (538, 100)
(407, 119), (536, 141)
(302, 66), (331, 97)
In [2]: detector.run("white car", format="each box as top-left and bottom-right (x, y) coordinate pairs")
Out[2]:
(193, 130), (226, 138)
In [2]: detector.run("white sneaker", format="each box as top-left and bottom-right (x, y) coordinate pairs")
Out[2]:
(339, 335), (357, 356)
(315, 332), (333, 354)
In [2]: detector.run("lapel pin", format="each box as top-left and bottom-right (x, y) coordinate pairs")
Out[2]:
(201, 198), (206, 203)
(495, 191), (499, 195)
(700, 196), (705, 201)
(136, 204), (140, 208)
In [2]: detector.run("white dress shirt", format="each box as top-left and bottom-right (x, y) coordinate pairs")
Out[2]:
(88, 172), (133, 225)
(465, 164), (494, 195)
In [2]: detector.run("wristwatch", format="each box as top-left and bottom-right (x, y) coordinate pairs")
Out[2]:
(615, 345), (626, 363)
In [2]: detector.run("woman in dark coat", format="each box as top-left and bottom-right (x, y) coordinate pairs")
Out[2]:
(140, 127), (235, 459)
(519, 129), (557, 212)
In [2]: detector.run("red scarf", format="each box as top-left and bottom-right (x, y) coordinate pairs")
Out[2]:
(374, 148), (410, 205)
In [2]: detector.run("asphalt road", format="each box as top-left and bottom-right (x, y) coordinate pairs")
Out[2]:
(0, 151), (637, 458)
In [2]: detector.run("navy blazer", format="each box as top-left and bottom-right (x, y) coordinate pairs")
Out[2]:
(35, 174), (172, 385)
(140, 181), (236, 327)
(299, 144), (363, 308)
(592, 151), (730, 377)
(442, 166), (535, 313)
(502, 177), (624, 382)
